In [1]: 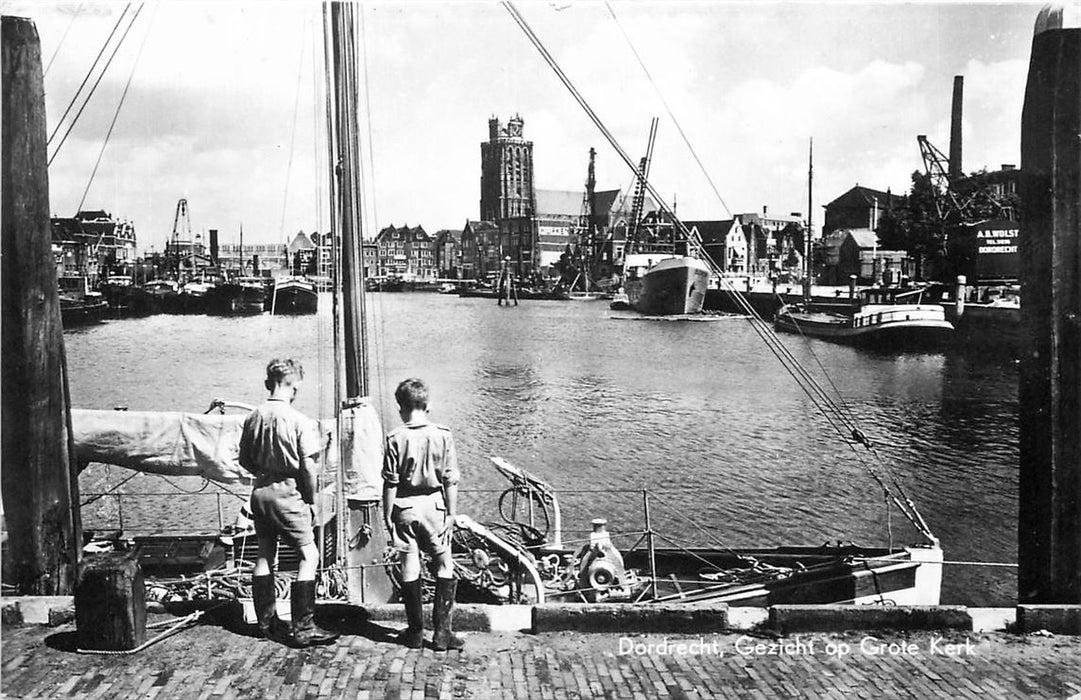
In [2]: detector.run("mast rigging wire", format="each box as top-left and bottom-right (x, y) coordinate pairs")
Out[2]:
(603, 1), (732, 218)
(358, 4), (391, 415)
(44, 2), (85, 77)
(501, 0), (934, 543)
(48, 2), (130, 145)
(48, 4), (142, 166)
(76, 2), (157, 213)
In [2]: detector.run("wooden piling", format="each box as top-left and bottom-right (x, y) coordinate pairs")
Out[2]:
(1018, 19), (1081, 604)
(1, 16), (82, 594)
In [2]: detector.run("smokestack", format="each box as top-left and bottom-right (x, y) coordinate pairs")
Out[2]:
(208, 229), (219, 265)
(949, 75), (964, 180)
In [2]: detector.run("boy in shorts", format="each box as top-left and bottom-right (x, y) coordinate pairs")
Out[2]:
(239, 358), (338, 647)
(382, 378), (464, 651)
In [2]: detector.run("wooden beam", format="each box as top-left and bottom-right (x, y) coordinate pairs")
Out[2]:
(1018, 19), (1081, 603)
(1, 15), (82, 594)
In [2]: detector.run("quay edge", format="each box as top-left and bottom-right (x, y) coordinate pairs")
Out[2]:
(5, 597), (1080, 635)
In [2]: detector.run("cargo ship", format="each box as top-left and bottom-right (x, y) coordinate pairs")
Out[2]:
(623, 254), (711, 315)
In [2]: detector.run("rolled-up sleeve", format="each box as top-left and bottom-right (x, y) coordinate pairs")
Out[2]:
(238, 414), (257, 474)
(440, 433), (460, 486)
(382, 437), (400, 486)
(298, 418), (321, 460)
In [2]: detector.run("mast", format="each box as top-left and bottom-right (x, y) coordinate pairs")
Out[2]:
(239, 222), (244, 276)
(328, 2), (368, 399)
(323, 1), (393, 605)
(804, 138), (813, 303)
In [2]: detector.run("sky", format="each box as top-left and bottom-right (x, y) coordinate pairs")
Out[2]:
(8, 1), (1053, 252)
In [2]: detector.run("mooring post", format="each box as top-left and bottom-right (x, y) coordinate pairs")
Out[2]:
(1018, 12), (1081, 604)
(1, 15), (82, 595)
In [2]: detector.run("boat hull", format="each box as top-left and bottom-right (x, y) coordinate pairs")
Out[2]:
(775, 305), (954, 348)
(271, 280), (318, 314)
(628, 257), (710, 315)
(208, 284), (266, 314)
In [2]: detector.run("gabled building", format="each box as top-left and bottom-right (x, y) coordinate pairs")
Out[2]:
(432, 229), (462, 278)
(375, 224), (434, 279)
(685, 219), (747, 273)
(460, 220), (499, 278)
(822, 186), (902, 236)
(50, 210), (137, 284)
(819, 228), (909, 284)
(287, 230), (317, 275)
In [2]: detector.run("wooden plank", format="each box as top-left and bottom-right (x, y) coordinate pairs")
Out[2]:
(1018, 20), (1081, 603)
(1, 16), (82, 594)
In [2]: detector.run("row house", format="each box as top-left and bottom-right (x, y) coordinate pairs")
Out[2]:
(375, 224), (436, 279)
(432, 229), (462, 278)
(51, 210), (138, 287)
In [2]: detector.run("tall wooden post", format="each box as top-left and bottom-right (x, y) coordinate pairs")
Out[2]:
(1, 15), (82, 594)
(1018, 16), (1081, 604)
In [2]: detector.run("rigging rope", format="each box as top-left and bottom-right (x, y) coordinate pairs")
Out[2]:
(358, 4), (391, 415)
(277, 23), (308, 247)
(76, 2), (156, 213)
(48, 3), (130, 145)
(502, 0), (936, 543)
(48, 4), (143, 167)
(603, 1), (732, 218)
(43, 2), (85, 77)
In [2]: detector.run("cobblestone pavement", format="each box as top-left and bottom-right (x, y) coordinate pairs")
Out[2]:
(3, 614), (1081, 699)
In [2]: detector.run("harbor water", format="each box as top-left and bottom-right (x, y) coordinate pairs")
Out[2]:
(67, 293), (1018, 606)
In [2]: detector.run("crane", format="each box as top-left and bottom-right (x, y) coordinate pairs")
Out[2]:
(627, 118), (659, 255)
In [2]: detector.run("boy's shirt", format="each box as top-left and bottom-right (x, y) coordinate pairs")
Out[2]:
(382, 420), (460, 496)
(239, 397), (320, 478)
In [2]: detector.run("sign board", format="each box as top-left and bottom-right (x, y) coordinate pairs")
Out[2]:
(948, 219), (1020, 282)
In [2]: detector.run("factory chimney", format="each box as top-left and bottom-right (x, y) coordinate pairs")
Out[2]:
(948, 75), (964, 180)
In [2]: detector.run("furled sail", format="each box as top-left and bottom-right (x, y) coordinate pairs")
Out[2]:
(72, 409), (254, 483)
(72, 408), (385, 492)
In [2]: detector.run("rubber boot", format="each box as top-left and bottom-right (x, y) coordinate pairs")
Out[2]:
(252, 575), (291, 644)
(290, 580), (339, 647)
(399, 579), (425, 649)
(431, 578), (464, 651)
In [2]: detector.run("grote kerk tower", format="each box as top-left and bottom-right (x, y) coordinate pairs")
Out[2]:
(480, 114), (535, 221)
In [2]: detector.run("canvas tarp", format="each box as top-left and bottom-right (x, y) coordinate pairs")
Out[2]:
(72, 408), (385, 491)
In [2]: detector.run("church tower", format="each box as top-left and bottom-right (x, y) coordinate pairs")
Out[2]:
(480, 114), (534, 222)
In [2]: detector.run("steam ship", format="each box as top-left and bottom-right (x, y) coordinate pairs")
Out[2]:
(623, 254), (711, 315)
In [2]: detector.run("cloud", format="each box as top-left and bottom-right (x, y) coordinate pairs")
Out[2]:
(18, 2), (1037, 252)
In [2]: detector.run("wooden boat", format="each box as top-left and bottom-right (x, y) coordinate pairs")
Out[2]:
(141, 279), (181, 314)
(775, 287), (955, 348)
(208, 277), (266, 315)
(445, 458), (942, 607)
(270, 277), (318, 314)
(58, 275), (109, 326)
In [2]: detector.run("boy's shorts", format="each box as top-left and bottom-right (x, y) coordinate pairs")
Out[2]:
(250, 479), (314, 549)
(391, 492), (450, 555)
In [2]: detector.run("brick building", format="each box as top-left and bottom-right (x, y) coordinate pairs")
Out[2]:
(375, 224), (435, 279)
(822, 186), (902, 236)
(432, 229), (462, 278)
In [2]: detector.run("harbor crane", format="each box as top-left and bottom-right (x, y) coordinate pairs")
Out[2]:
(627, 117), (659, 255)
